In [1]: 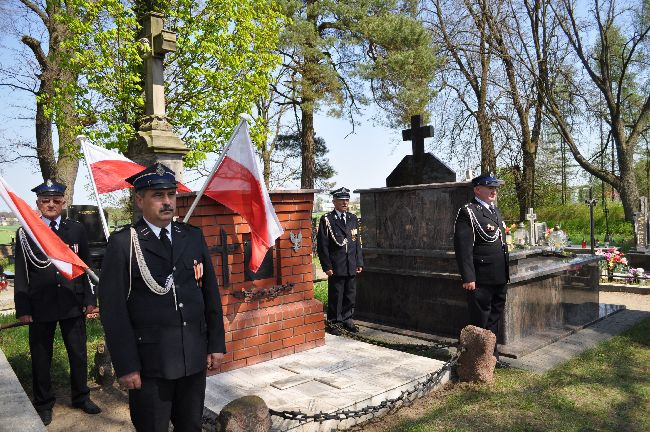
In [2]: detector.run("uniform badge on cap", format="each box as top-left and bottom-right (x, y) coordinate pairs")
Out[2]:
(156, 164), (166, 176)
(46, 179), (53, 187)
(331, 187), (351, 200)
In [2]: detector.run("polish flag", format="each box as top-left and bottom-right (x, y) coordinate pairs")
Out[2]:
(0, 176), (88, 280)
(201, 120), (283, 272)
(80, 139), (191, 193)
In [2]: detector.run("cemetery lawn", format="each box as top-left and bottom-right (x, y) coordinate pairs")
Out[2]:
(0, 314), (105, 397)
(364, 318), (650, 432)
(0, 225), (18, 244)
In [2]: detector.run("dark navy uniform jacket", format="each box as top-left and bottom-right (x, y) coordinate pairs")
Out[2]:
(317, 211), (364, 277)
(14, 219), (95, 322)
(453, 199), (509, 285)
(98, 219), (225, 380)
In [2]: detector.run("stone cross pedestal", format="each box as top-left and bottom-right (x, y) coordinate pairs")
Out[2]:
(129, 11), (188, 180)
(526, 208), (537, 246)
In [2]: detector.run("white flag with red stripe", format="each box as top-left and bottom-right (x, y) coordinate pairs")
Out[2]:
(81, 139), (191, 194)
(201, 120), (283, 272)
(0, 176), (88, 280)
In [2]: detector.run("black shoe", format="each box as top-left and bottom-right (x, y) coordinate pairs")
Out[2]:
(73, 398), (102, 414)
(38, 409), (52, 426)
(326, 322), (343, 336)
(495, 359), (511, 369)
(342, 322), (359, 333)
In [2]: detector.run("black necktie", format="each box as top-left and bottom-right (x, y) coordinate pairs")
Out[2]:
(340, 213), (346, 224)
(160, 227), (172, 253)
(489, 205), (496, 214)
(49, 220), (57, 232)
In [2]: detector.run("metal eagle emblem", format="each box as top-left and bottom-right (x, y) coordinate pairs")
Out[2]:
(155, 164), (165, 176)
(46, 179), (53, 187)
(289, 231), (302, 252)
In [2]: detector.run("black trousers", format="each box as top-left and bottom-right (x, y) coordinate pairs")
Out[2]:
(467, 283), (507, 354)
(129, 369), (207, 432)
(29, 315), (90, 412)
(327, 275), (356, 324)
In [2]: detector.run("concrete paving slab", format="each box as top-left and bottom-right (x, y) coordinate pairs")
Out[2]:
(271, 374), (314, 390)
(0, 347), (46, 432)
(204, 333), (448, 431)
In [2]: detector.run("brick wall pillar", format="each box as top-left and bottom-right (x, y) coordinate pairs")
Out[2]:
(176, 190), (325, 372)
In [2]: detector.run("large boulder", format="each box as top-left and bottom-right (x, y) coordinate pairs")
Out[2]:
(217, 396), (271, 432)
(457, 325), (496, 383)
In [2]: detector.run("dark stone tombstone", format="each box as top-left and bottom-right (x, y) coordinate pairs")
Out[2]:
(386, 114), (455, 186)
(65, 205), (107, 270)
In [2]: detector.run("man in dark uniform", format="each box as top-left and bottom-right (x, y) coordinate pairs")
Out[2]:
(317, 187), (363, 334)
(98, 162), (225, 432)
(14, 180), (101, 425)
(453, 174), (509, 361)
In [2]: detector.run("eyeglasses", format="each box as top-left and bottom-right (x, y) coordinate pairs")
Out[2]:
(38, 198), (64, 205)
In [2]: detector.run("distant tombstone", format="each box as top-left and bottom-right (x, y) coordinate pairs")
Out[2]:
(386, 114), (456, 186)
(525, 208), (537, 246)
(534, 222), (547, 245)
(634, 196), (649, 252)
(65, 205), (108, 245)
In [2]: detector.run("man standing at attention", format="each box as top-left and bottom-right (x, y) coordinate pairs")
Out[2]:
(98, 163), (225, 431)
(317, 187), (363, 334)
(14, 180), (101, 425)
(454, 174), (509, 362)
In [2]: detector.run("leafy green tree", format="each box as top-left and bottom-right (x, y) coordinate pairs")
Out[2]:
(1, 0), (282, 201)
(277, 0), (439, 188)
(544, 0), (650, 222)
(274, 133), (336, 188)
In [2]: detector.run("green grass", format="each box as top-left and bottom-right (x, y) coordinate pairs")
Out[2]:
(0, 314), (106, 396)
(378, 318), (650, 432)
(0, 225), (18, 244)
(314, 280), (328, 305)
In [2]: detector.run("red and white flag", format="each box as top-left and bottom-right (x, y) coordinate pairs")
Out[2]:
(80, 139), (191, 193)
(0, 176), (88, 280)
(201, 120), (283, 272)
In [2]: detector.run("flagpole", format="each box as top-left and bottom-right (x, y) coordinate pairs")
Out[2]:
(182, 116), (249, 223)
(76, 135), (111, 240)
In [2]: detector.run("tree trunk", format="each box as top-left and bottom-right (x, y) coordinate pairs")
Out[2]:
(476, 110), (496, 174)
(34, 85), (56, 182)
(300, 103), (316, 189)
(615, 135), (640, 222)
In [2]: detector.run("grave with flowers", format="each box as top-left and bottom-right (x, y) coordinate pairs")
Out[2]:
(595, 248), (648, 285)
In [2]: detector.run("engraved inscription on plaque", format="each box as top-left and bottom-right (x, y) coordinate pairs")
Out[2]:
(636, 213), (647, 250)
(244, 240), (274, 281)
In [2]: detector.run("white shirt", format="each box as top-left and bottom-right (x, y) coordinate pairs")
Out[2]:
(335, 210), (346, 223)
(143, 218), (172, 244)
(474, 197), (495, 212)
(41, 215), (62, 230)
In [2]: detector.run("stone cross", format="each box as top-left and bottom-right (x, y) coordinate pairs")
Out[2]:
(526, 208), (537, 245)
(585, 187), (597, 254)
(402, 115), (433, 184)
(140, 12), (177, 126)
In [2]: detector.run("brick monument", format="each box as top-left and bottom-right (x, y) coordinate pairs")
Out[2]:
(176, 190), (325, 373)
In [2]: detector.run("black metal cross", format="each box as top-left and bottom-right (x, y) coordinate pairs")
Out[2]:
(208, 228), (240, 287)
(402, 114), (433, 183)
(584, 187), (597, 254)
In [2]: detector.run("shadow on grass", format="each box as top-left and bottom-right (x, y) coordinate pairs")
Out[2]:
(376, 319), (650, 432)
